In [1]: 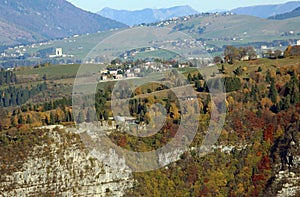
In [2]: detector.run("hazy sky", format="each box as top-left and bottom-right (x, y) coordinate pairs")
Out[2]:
(67, 0), (291, 12)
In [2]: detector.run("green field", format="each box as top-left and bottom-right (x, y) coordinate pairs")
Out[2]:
(8, 30), (121, 60)
(132, 49), (179, 61)
(15, 63), (108, 80)
(16, 64), (80, 79)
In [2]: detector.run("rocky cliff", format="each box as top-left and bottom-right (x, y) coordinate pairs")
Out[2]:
(0, 126), (133, 196)
(264, 120), (300, 196)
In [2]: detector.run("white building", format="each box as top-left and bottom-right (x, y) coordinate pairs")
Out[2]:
(126, 73), (135, 78)
(115, 74), (123, 80)
(134, 68), (141, 73)
(240, 55), (250, 61)
(56, 48), (63, 56)
(101, 75), (108, 81)
(297, 40), (300, 46)
(49, 48), (63, 58)
(261, 45), (268, 50)
(100, 69), (108, 74)
(109, 70), (118, 75)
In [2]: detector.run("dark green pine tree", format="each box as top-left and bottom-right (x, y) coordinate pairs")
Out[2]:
(50, 111), (56, 124)
(258, 66), (263, 72)
(103, 110), (109, 121)
(251, 85), (258, 101)
(269, 78), (278, 103)
(202, 81), (209, 92)
(187, 73), (193, 83)
(195, 80), (201, 91)
(266, 69), (271, 83)
(220, 64), (225, 74)
(198, 72), (203, 80)
(284, 95), (291, 110)
(193, 74), (198, 81)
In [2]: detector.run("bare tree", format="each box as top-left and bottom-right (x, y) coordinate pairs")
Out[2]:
(247, 46), (257, 60)
(224, 46), (239, 64)
(274, 49), (282, 59)
(213, 56), (223, 64)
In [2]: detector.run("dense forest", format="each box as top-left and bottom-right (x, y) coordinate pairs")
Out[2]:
(0, 83), (47, 107)
(0, 70), (17, 85)
(124, 63), (300, 196)
(0, 46), (300, 196)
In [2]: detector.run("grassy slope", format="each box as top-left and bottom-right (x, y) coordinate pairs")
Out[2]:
(169, 15), (300, 46)
(12, 30), (120, 60)
(6, 15), (300, 59)
(16, 64), (80, 79)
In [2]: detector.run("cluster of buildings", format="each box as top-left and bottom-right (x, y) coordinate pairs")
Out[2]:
(99, 68), (125, 81)
(1, 45), (27, 58)
(142, 12), (235, 28)
(1, 45), (73, 60)
(1, 41), (53, 58)
(121, 47), (156, 60)
(260, 40), (300, 59)
(99, 61), (185, 81)
(48, 48), (73, 58)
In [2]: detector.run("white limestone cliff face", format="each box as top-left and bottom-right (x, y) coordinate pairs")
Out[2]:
(276, 171), (300, 197)
(158, 149), (184, 167)
(0, 126), (133, 196)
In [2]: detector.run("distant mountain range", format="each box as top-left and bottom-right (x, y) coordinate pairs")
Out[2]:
(231, 1), (300, 18)
(2, 1), (300, 47)
(268, 6), (300, 20)
(97, 6), (199, 26)
(98, 2), (300, 27)
(0, 0), (127, 46)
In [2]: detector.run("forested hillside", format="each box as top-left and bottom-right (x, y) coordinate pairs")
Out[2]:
(0, 48), (300, 195)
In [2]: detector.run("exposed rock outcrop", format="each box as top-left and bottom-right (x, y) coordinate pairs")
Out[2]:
(0, 126), (133, 196)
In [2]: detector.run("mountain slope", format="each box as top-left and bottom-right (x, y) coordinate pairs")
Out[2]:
(231, 1), (300, 18)
(159, 14), (300, 47)
(0, 0), (127, 45)
(0, 20), (42, 45)
(268, 6), (300, 20)
(97, 6), (199, 26)
(8, 13), (300, 61)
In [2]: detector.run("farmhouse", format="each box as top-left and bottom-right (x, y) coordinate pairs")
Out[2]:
(134, 68), (141, 73)
(240, 55), (250, 61)
(114, 74), (123, 80)
(109, 69), (118, 75)
(100, 75), (108, 81)
(126, 73), (135, 78)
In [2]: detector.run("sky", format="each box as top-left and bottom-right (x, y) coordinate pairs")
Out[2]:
(67, 0), (291, 13)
